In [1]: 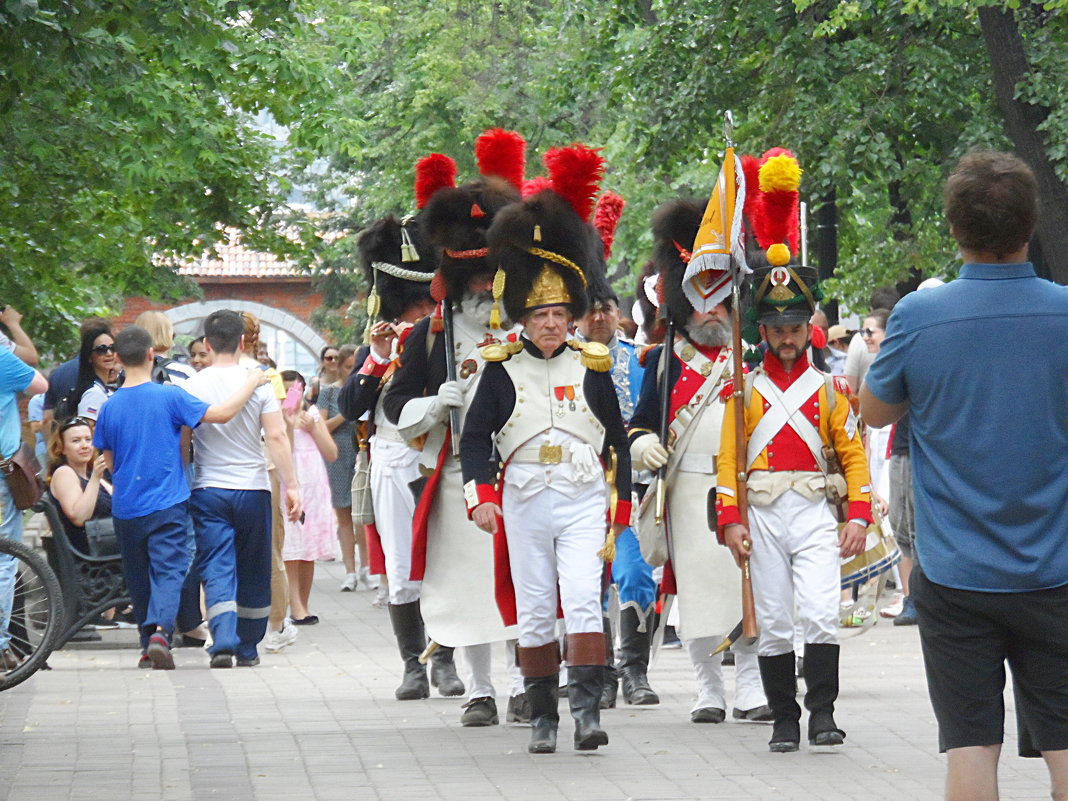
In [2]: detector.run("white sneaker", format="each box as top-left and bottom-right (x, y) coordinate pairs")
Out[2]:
(879, 593), (904, 618)
(357, 566), (378, 591)
(340, 573), (358, 592)
(371, 584), (388, 608)
(262, 620), (299, 653)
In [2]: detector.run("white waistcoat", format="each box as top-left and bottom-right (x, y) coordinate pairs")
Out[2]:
(495, 347), (605, 461)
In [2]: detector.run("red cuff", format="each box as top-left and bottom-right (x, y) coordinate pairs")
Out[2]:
(464, 482), (500, 517)
(612, 499), (632, 527)
(847, 500), (872, 525)
(715, 503), (742, 545)
(358, 354), (389, 378)
(717, 506), (741, 528)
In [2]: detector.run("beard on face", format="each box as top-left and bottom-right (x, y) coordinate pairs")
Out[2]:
(767, 338), (811, 362)
(686, 317), (731, 348)
(460, 290), (496, 327)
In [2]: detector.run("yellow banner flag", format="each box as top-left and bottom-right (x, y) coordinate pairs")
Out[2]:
(685, 146), (748, 311)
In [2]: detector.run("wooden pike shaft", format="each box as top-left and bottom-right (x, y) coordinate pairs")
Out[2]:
(732, 284), (759, 641)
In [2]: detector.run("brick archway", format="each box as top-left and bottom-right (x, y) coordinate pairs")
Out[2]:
(164, 299), (327, 375)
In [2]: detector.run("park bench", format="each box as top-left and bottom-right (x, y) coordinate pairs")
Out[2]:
(33, 493), (132, 649)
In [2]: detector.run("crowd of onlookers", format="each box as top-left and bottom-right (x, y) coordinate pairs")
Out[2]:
(0, 305), (382, 670)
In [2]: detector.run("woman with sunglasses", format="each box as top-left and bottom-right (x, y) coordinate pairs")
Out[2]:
(306, 345), (339, 407)
(69, 326), (119, 422)
(47, 417), (113, 556)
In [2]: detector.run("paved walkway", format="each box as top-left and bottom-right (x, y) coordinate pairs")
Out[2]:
(0, 562), (1054, 801)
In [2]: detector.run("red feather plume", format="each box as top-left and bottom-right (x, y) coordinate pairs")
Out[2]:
(593, 191), (626, 260)
(415, 153), (457, 210)
(521, 176), (553, 198)
(543, 143), (605, 222)
(753, 148), (800, 254)
(740, 154), (762, 236)
(475, 128), (526, 192)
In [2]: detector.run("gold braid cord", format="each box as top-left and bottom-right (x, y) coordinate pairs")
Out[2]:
(526, 247), (587, 286)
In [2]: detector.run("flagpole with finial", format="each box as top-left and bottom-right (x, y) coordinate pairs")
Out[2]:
(723, 111), (760, 642)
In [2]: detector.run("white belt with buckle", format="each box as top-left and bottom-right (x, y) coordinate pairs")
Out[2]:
(373, 428), (407, 443)
(512, 444), (573, 465)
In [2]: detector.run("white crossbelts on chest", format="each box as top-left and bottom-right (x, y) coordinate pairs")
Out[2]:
(666, 342), (730, 474)
(746, 369), (827, 472)
(495, 348), (605, 463)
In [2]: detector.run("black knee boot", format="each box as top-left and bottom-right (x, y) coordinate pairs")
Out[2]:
(618, 606), (659, 705)
(759, 652), (801, 752)
(600, 616), (618, 709)
(526, 675), (560, 753)
(430, 645), (465, 697)
(569, 665), (609, 750)
(804, 643), (845, 746)
(387, 602), (429, 700)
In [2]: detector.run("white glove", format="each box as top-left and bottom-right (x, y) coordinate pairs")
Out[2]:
(631, 433), (670, 471)
(569, 443), (600, 484)
(436, 380), (464, 409)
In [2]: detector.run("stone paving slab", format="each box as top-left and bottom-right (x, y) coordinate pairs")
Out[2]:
(0, 561), (1054, 801)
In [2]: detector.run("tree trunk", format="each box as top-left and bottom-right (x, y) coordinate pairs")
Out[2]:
(816, 190), (839, 324)
(979, 6), (1068, 284)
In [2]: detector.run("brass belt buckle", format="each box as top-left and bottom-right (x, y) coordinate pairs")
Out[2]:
(539, 444), (562, 464)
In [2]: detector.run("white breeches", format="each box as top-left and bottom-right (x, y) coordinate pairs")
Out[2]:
(458, 640), (524, 700)
(748, 490), (840, 657)
(369, 438), (422, 606)
(684, 636), (767, 713)
(503, 481), (606, 648)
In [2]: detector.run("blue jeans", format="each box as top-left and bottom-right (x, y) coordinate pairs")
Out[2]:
(0, 478), (25, 651)
(114, 501), (192, 650)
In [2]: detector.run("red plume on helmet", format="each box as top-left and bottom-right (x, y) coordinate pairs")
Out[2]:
(415, 153), (458, 210)
(593, 191), (625, 261)
(740, 154), (762, 237)
(521, 175), (553, 199)
(542, 143), (605, 223)
(751, 147), (801, 255)
(475, 128), (527, 192)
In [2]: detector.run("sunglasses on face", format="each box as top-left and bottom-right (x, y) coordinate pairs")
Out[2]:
(861, 328), (883, 338)
(323, 355), (338, 362)
(92, 343), (116, 354)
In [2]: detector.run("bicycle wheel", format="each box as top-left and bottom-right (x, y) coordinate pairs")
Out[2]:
(0, 537), (64, 691)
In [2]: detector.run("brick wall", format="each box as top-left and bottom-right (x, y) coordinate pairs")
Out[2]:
(117, 278), (336, 330)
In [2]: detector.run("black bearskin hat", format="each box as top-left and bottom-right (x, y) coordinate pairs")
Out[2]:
(488, 190), (593, 322)
(422, 176), (520, 302)
(357, 215), (437, 322)
(651, 198), (705, 334)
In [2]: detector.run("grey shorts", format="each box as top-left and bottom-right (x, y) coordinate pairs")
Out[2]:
(888, 453), (915, 560)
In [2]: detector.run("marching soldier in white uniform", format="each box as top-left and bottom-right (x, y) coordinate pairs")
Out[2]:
(339, 200), (443, 701)
(716, 149), (872, 753)
(461, 150), (632, 754)
(628, 199), (770, 724)
(383, 131), (528, 727)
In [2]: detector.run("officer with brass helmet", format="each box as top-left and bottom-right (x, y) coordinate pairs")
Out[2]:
(460, 150), (631, 754)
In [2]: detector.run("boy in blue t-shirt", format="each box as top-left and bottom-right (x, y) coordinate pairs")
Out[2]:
(94, 325), (265, 669)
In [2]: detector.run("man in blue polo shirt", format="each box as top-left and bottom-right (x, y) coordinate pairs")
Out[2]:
(861, 150), (1068, 801)
(94, 325), (265, 670)
(0, 348), (47, 669)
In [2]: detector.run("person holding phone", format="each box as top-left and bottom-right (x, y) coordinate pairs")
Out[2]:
(279, 371), (337, 625)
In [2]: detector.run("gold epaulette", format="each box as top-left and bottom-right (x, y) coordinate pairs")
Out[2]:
(567, 339), (612, 372)
(481, 339), (524, 362)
